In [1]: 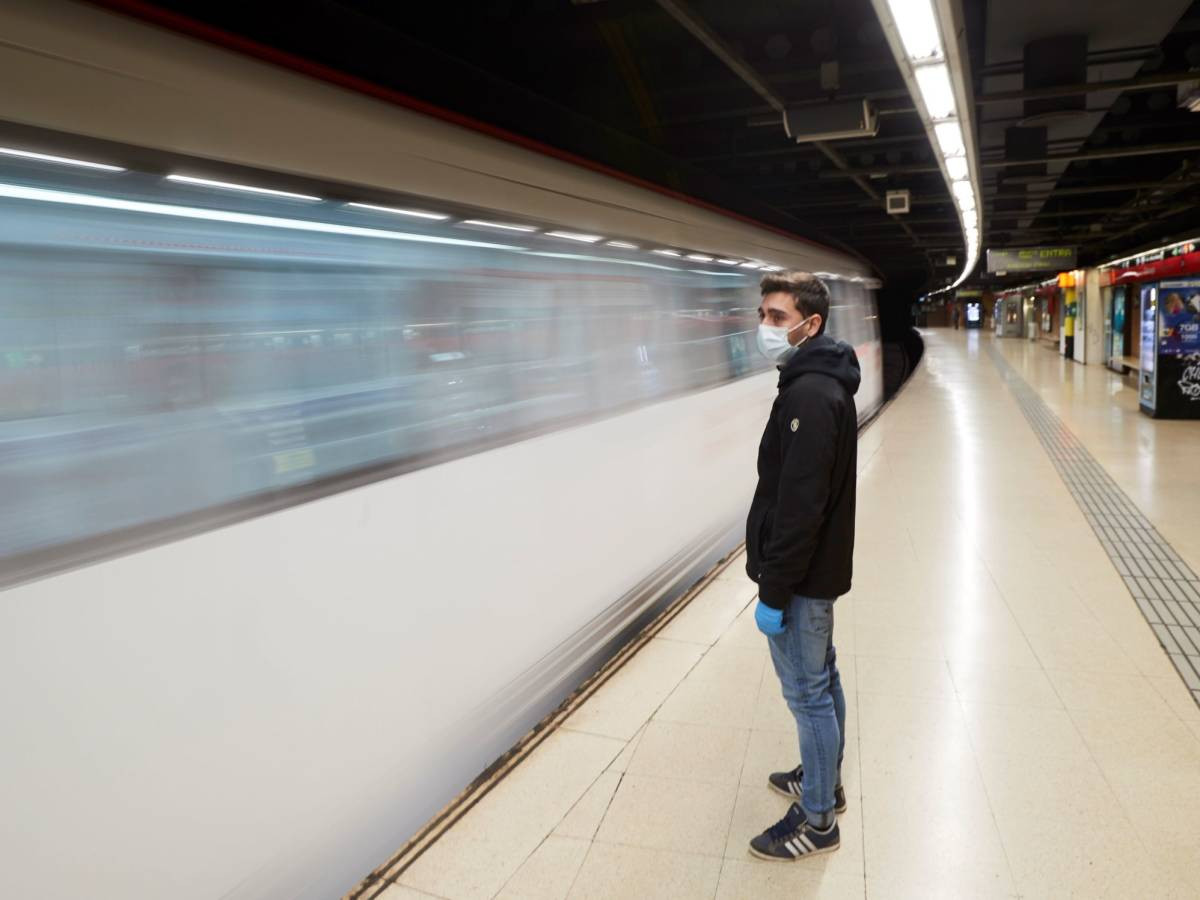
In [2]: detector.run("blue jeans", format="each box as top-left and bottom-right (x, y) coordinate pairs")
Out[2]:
(767, 594), (845, 821)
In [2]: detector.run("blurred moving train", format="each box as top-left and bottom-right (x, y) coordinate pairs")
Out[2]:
(0, 3), (882, 899)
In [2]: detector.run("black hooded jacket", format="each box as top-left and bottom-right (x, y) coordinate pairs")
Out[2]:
(745, 334), (860, 608)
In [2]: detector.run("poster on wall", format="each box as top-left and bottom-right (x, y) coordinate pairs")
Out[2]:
(1140, 286), (1157, 378)
(1143, 281), (1200, 418)
(1111, 286), (1126, 362)
(1157, 279), (1200, 356)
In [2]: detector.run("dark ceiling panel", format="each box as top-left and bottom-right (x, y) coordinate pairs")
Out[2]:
(93, 0), (1200, 294)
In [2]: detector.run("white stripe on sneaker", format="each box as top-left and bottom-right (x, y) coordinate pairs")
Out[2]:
(785, 838), (803, 857)
(798, 834), (816, 852)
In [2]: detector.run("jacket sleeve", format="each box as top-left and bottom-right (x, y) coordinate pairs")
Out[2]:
(756, 383), (839, 609)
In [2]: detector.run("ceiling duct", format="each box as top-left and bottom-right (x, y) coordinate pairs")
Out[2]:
(992, 181), (1027, 231)
(783, 99), (880, 143)
(1022, 35), (1089, 124)
(993, 182), (1028, 210)
(1003, 125), (1049, 184)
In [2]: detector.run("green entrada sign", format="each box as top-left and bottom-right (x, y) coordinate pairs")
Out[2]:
(986, 246), (1076, 273)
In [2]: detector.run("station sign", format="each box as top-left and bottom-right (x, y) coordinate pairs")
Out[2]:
(986, 246), (1076, 273)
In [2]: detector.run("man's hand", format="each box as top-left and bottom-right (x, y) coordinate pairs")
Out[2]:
(754, 600), (785, 636)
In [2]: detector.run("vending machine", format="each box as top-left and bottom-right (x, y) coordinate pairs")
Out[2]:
(1139, 278), (1200, 419)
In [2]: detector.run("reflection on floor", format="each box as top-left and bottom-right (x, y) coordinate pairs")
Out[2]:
(375, 329), (1200, 900)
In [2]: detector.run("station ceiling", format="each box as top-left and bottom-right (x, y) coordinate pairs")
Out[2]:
(101, 0), (1200, 294)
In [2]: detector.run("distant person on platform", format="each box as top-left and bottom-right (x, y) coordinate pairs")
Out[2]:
(952, 305), (961, 330)
(744, 271), (859, 861)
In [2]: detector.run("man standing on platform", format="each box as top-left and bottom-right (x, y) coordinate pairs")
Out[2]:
(744, 271), (860, 861)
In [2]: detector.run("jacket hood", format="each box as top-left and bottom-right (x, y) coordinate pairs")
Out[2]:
(777, 334), (861, 395)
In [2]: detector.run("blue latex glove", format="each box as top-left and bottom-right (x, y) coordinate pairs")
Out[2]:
(754, 600), (785, 636)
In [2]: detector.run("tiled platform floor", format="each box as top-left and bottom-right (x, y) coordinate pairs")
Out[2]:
(378, 330), (1200, 900)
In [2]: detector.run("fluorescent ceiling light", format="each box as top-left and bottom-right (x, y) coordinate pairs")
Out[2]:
(166, 174), (321, 201)
(606, 240), (639, 249)
(652, 248), (681, 257)
(888, 0), (943, 62)
(716, 258), (741, 265)
(545, 230), (603, 243)
(345, 202), (449, 220)
(686, 253), (714, 262)
(0, 147), (125, 172)
(934, 122), (965, 157)
(0, 181), (522, 251)
(945, 156), (968, 180)
(461, 219), (538, 232)
(914, 63), (956, 120)
(951, 180), (974, 204)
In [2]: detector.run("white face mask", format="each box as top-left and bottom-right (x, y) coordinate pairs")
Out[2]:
(756, 314), (816, 363)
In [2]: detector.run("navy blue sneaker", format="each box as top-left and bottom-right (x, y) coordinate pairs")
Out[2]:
(749, 802), (840, 861)
(768, 764), (848, 814)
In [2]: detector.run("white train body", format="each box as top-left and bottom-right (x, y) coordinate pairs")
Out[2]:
(0, 2), (882, 898)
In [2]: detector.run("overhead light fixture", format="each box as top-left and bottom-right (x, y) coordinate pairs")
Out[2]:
(933, 121), (965, 158)
(716, 258), (741, 265)
(606, 240), (639, 249)
(166, 174), (321, 202)
(0, 146), (125, 172)
(686, 253), (714, 262)
(345, 202), (449, 220)
(873, 0), (984, 291)
(652, 248), (681, 257)
(461, 219), (538, 232)
(887, 0), (943, 62)
(739, 261), (762, 269)
(545, 230), (603, 243)
(914, 63), (956, 120)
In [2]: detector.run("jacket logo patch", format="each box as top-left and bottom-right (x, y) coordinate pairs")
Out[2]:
(790, 418), (799, 432)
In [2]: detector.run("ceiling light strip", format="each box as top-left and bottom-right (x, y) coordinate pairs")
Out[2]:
(870, 0), (982, 293)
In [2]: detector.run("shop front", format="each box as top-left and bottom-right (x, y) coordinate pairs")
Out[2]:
(1108, 247), (1200, 419)
(1103, 281), (1137, 373)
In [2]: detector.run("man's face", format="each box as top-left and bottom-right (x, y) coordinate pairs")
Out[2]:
(759, 291), (822, 346)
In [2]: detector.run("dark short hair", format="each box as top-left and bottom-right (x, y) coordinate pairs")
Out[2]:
(760, 270), (830, 335)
